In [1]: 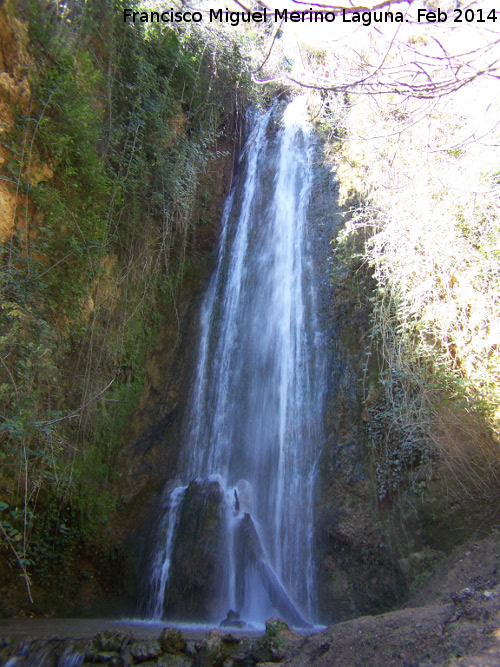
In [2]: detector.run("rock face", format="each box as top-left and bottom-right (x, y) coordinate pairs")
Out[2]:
(159, 627), (187, 653)
(0, 4), (53, 244)
(0, 4), (31, 241)
(314, 333), (409, 621)
(163, 478), (226, 621)
(109, 140), (239, 611)
(126, 120), (407, 627)
(294, 153), (407, 623)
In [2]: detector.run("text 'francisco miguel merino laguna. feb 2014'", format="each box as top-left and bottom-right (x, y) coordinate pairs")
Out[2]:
(123, 7), (497, 27)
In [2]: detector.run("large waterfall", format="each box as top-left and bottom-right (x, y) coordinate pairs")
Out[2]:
(143, 97), (327, 628)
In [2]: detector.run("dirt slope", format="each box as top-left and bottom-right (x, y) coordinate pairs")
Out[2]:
(285, 531), (500, 666)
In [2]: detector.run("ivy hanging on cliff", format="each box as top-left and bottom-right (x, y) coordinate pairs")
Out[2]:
(0, 0), (253, 606)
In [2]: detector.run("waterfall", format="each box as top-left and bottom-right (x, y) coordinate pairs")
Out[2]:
(143, 96), (327, 627)
(147, 485), (187, 620)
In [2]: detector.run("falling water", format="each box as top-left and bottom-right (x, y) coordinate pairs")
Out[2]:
(144, 96), (327, 627)
(147, 485), (187, 620)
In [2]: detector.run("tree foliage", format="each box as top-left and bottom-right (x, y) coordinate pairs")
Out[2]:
(0, 0), (253, 600)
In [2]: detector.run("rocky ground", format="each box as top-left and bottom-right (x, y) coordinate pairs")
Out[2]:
(1, 531), (499, 666)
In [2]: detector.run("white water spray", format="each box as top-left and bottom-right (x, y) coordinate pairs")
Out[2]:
(144, 97), (327, 626)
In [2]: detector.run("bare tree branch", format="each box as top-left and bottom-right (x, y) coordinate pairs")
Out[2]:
(251, 17), (285, 75)
(288, 0), (413, 14)
(37, 378), (115, 427)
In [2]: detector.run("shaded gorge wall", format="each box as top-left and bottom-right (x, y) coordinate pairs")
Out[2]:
(121, 97), (407, 625)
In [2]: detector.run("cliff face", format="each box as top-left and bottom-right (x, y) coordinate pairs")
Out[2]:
(106, 141), (239, 607)
(1, 0), (394, 623)
(0, 3), (36, 240)
(309, 167), (408, 622)
(314, 206), (499, 624)
(0, 0), (249, 618)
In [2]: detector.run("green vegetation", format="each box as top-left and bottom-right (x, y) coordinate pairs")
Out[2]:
(3, 0), (498, 614)
(317, 41), (500, 504)
(0, 0), (253, 601)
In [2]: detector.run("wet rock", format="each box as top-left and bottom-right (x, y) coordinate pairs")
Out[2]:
(234, 515), (312, 629)
(165, 479), (226, 620)
(158, 627), (187, 654)
(0, 638), (59, 666)
(220, 609), (254, 631)
(196, 629), (248, 667)
(95, 629), (132, 652)
(130, 639), (162, 662)
(57, 642), (86, 667)
(252, 617), (301, 663)
(86, 629), (131, 665)
(197, 629), (227, 667)
(264, 618), (289, 637)
(221, 609), (241, 627)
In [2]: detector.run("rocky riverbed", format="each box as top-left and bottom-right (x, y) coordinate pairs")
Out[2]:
(1, 531), (500, 666)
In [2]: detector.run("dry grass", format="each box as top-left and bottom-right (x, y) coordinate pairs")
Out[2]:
(430, 407), (500, 497)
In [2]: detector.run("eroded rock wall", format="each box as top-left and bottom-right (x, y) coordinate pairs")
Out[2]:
(105, 139), (241, 611)
(311, 162), (407, 624)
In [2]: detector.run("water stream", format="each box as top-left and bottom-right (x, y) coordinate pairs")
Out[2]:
(143, 97), (327, 627)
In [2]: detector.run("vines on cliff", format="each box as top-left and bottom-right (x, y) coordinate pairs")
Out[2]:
(319, 47), (500, 514)
(0, 0), (253, 607)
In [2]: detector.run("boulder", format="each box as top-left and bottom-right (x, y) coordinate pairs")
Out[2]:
(95, 629), (132, 652)
(252, 617), (302, 663)
(164, 478), (226, 620)
(130, 639), (162, 662)
(197, 629), (243, 667)
(220, 609), (255, 630)
(159, 627), (187, 654)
